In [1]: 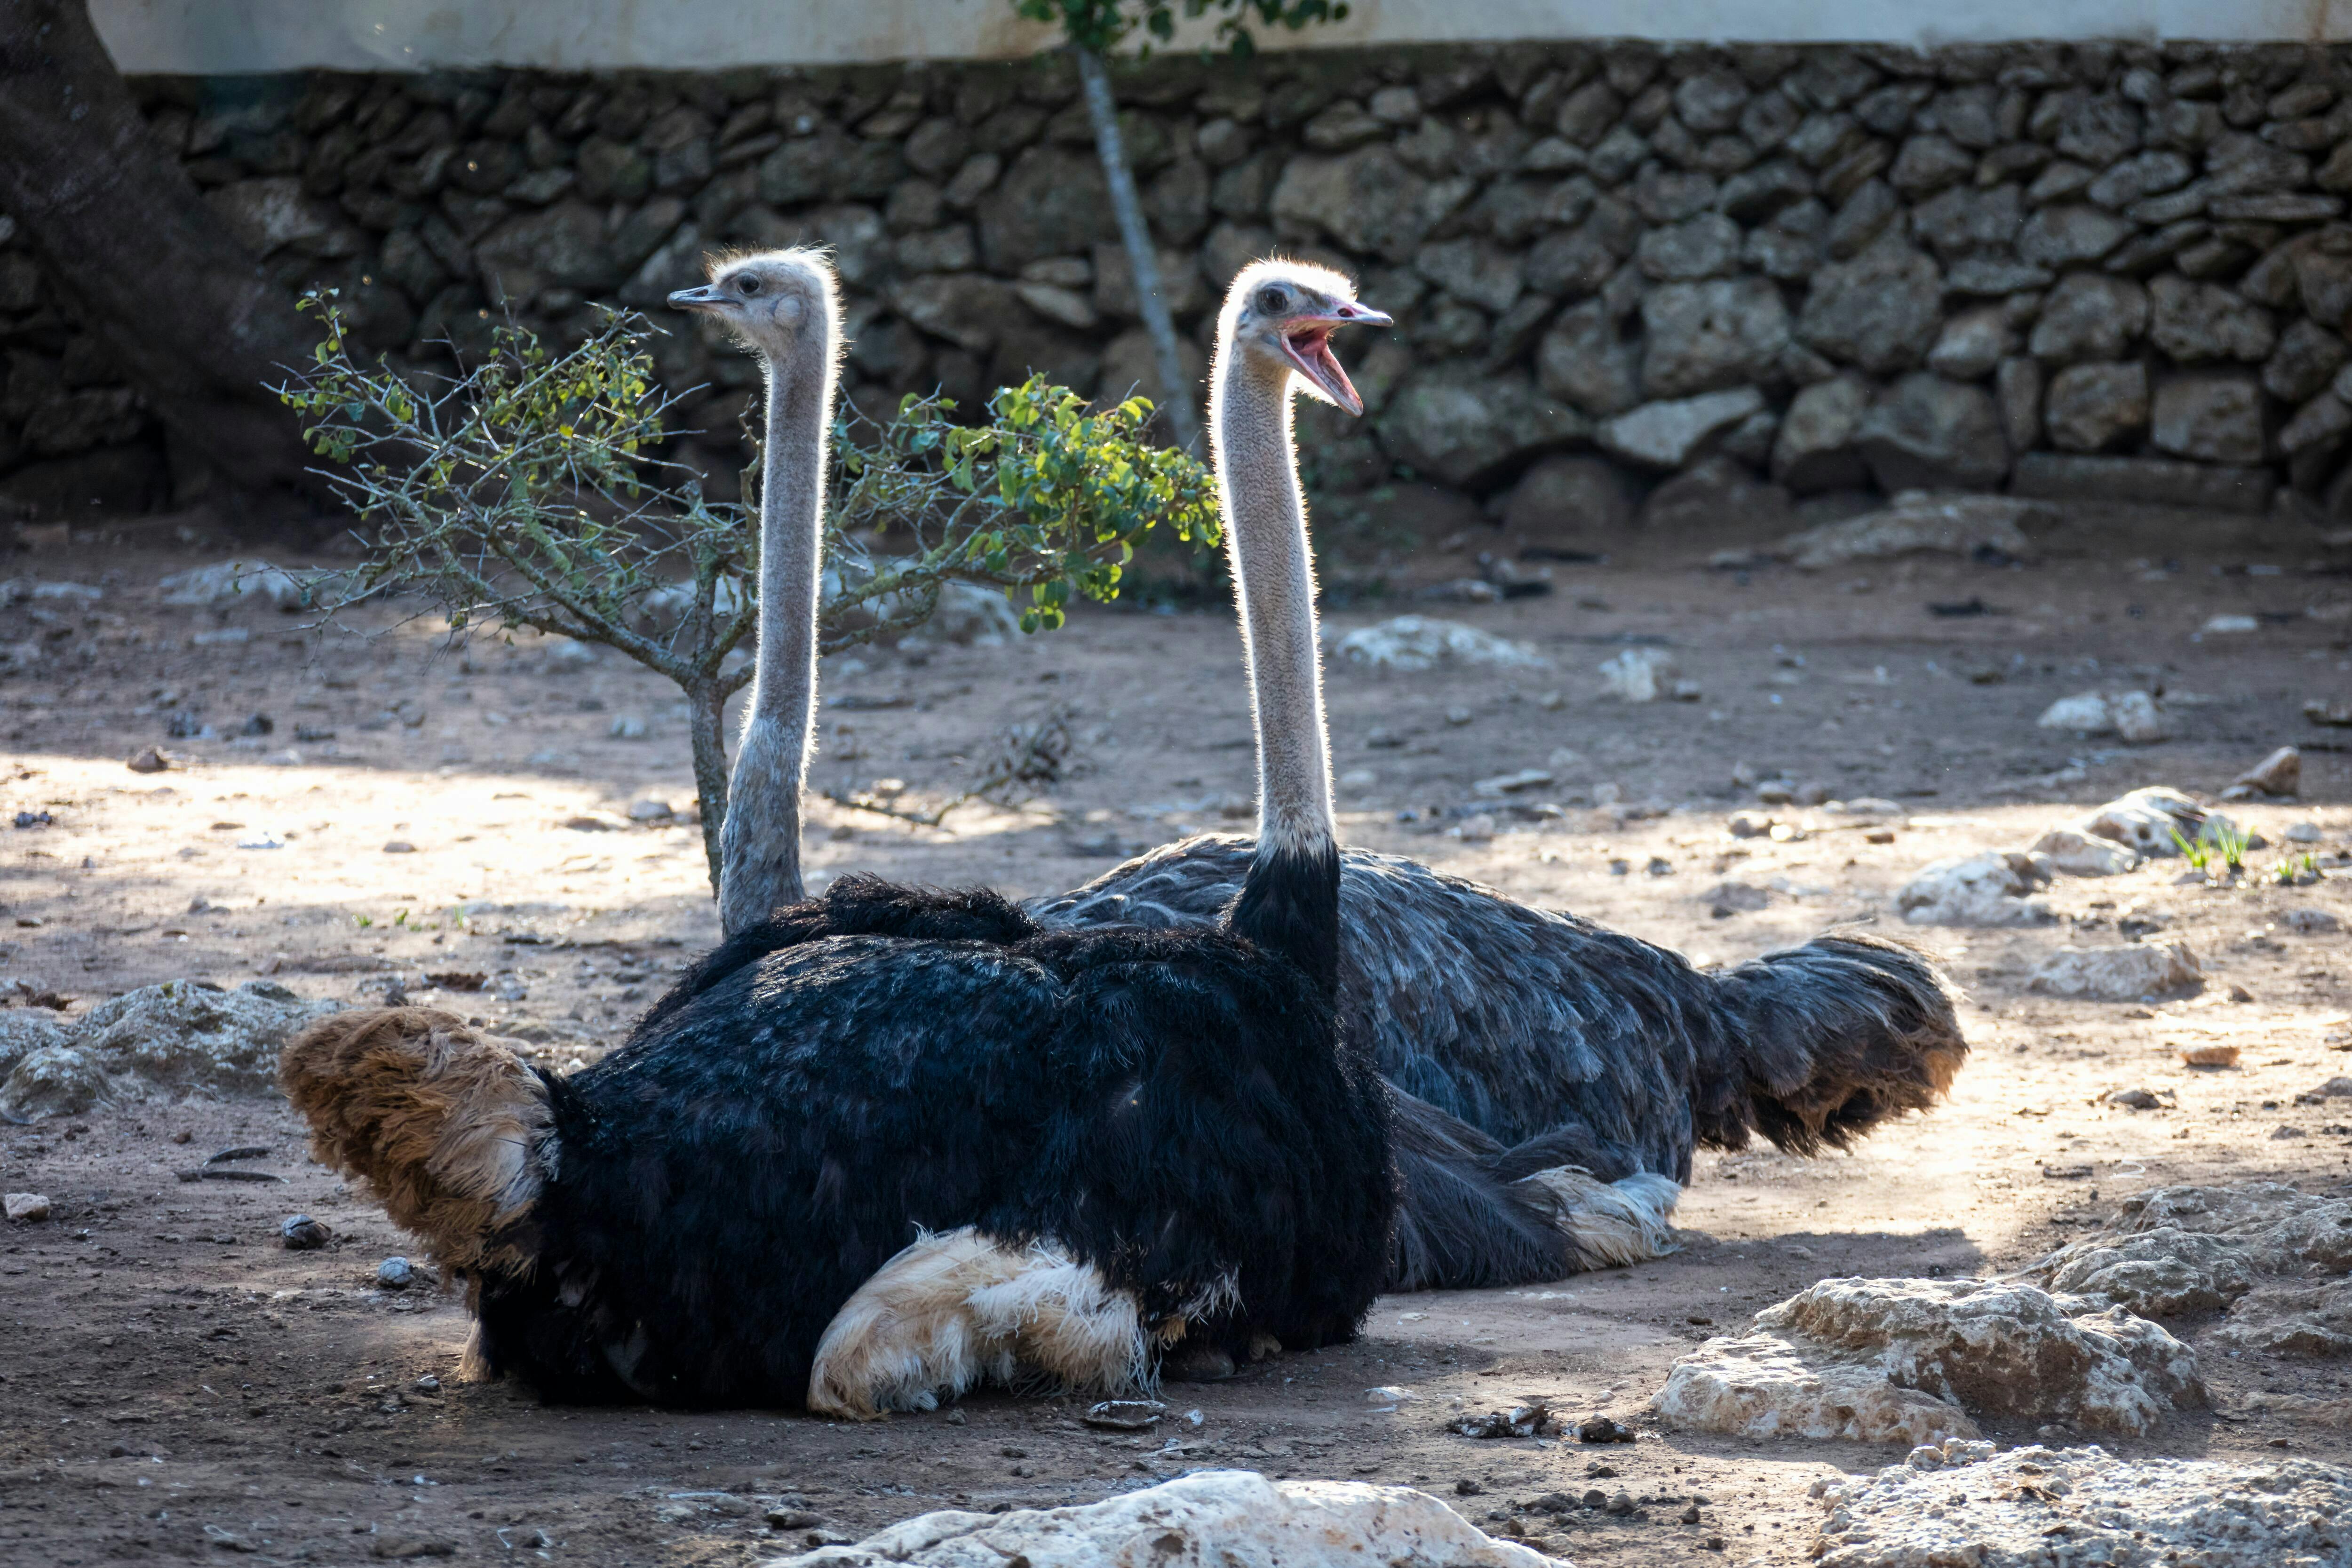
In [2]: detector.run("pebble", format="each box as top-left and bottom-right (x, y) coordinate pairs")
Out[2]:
(414, 1375), (440, 1392)
(279, 1214), (331, 1249)
(609, 715), (650, 740)
(1443, 706), (1474, 726)
(1727, 810), (1773, 838)
(2285, 822), (2323, 843)
(378, 1256), (417, 1289)
(626, 798), (674, 821)
(1576, 1414), (1637, 1443)
(381, 840), (417, 854)
(4, 1192), (52, 1223)
(766, 1507), (823, 1530)
(1450, 813), (1497, 842)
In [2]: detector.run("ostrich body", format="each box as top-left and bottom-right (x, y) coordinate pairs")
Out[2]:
(281, 254), (1398, 1416)
(1025, 836), (1966, 1289)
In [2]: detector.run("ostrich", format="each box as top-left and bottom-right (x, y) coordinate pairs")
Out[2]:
(279, 252), (1399, 1417)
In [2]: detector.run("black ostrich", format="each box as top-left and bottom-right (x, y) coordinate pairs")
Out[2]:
(1031, 852), (1964, 1288)
(281, 252), (1400, 1416)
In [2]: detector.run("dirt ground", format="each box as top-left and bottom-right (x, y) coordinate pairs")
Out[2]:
(2, 499), (2350, 1567)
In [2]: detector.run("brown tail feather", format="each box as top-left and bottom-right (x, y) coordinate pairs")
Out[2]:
(279, 1008), (551, 1275)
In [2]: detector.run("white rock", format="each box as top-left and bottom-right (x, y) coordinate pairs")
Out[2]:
(1472, 768), (1552, 796)
(2201, 613), (2258, 634)
(756, 1470), (1549, 1568)
(1811, 1443), (2352, 1568)
(1780, 492), (2041, 571)
(0, 1010), (68, 1078)
(2110, 689), (2168, 743)
(3, 1192), (52, 1223)
(2078, 786), (2221, 858)
(1597, 646), (1675, 702)
(1329, 616), (1549, 672)
(2027, 940), (2202, 1001)
(0, 979), (340, 1119)
(2036, 690), (2114, 734)
(2032, 1183), (2352, 1357)
(157, 559), (331, 612)
(2029, 826), (2140, 876)
(1896, 850), (2056, 927)
(1653, 1278), (2203, 1446)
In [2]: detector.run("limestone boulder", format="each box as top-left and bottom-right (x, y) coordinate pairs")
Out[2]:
(1771, 375), (1872, 492)
(1852, 373), (2009, 492)
(0, 1010), (67, 1079)
(1500, 454), (1637, 538)
(1811, 1444), (2352, 1568)
(760, 1470), (1551, 1568)
(2150, 372), (2267, 465)
(2078, 787), (2218, 858)
(2026, 941), (2203, 1002)
(1639, 277), (1790, 399)
(203, 176), (337, 258)
(1924, 306), (2009, 381)
(2147, 274), (2275, 363)
(2028, 273), (2148, 363)
(1595, 387), (1765, 470)
(977, 147), (1117, 272)
(1653, 1277), (2203, 1445)
(0, 979), (341, 1119)
(474, 200), (622, 299)
(1534, 300), (1642, 418)
(2045, 362), (2149, 452)
(1780, 491), (2039, 569)
(1376, 366), (1587, 488)
(2017, 203), (2134, 268)
(1329, 616), (1549, 673)
(1270, 147), (1436, 263)
(1897, 850), (2056, 927)
(2029, 827), (2141, 876)
(1796, 236), (1944, 374)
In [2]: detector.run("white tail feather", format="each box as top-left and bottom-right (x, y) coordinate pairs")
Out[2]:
(808, 1227), (1154, 1420)
(1516, 1168), (1684, 1269)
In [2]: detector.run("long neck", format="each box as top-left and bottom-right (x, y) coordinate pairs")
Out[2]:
(715, 336), (833, 934)
(1214, 359), (1341, 995)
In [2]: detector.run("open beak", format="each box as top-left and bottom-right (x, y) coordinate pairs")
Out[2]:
(667, 283), (730, 312)
(1280, 300), (1393, 417)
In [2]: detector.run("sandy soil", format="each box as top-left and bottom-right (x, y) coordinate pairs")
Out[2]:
(2, 501), (2350, 1566)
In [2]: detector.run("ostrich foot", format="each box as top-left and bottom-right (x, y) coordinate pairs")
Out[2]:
(808, 1227), (1151, 1419)
(1516, 1167), (1684, 1270)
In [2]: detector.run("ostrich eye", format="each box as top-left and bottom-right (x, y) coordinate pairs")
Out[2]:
(738, 275), (762, 295)
(1255, 286), (1289, 314)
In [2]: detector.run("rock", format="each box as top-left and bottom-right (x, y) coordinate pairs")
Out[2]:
(0, 979), (340, 1119)
(1638, 278), (1789, 398)
(1810, 1444), (2351, 1568)
(1635, 213), (1742, 281)
(1576, 1414), (1637, 1444)
(1853, 374), (2009, 492)
(1796, 236), (1944, 374)
(758, 1471), (1549, 1567)
(2110, 689), (2168, 744)
(1703, 881), (1771, 914)
(2028, 941), (2203, 1001)
(2265, 317), (2349, 401)
(1270, 147), (1436, 263)
(1329, 617), (1549, 673)
(2146, 274), (2275, 363)
(1534, 301), (1642, 418)
(0, 1011), (67, 1079)
(1780, 492), (2039, 570)
(1377, 367), (1587, 488)
(2044, 362), (2149, 452)
(156, 560), (328, 612)
(1500, 455), (1636, 539)
(2030, 1183), (2352, 1358)
(203, 176), (335, 258)
(2227, 746), (2300, 798)
(2284, 907), (2343, 934)
(1413, 237), (1522, 313)
(2028, 273), (2148, 363)
(2036, 690), (2166, 738)
(890, 273), (1021, 355)
(378, 1256), (416, 1290)
(1451, 1401), (1561, 1439)
(4, 1192), (51, 1223)
(2076, 787), (2212, 858)
(1771, 375), (1872, 492)
(279, 1214), (331, 1250)
(1924, 307), (2008, 380)
(1898, 850), (2056, 927)
(1596, 387), (1765, 469)
(2030, 827), (2141, 876)
(2017, 203), (2135, 268)
(474, 201), (620, 300)
(2150, 372), (2265, 465)
(2010, 453), (2274, 515)
(1994, 356), (2042, 453)
(977, 147), (1116, 271)
(1597, 647), (1675, 702)
(125, 746), (175, 774)
(1653, 1278), (2202, 1445)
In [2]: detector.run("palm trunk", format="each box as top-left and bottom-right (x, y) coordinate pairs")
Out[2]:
(1073, 44), (1202, 455)
(0, 0), (331, 504)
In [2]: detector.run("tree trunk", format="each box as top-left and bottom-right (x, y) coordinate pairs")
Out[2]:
(1073, 44), (1202, 456)
(0, 0), (332, 502)
(683, 674), (732, 898)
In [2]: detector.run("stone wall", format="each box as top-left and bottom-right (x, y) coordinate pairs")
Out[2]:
(9, 39), (2352, 531)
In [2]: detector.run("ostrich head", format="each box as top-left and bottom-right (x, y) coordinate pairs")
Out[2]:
(667, 247), (842, 372)
(1217, 258), (1392, 414)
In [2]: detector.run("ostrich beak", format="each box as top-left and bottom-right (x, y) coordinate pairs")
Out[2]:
(1281, 300), (1392, 417)
(668, 283), (730, 312)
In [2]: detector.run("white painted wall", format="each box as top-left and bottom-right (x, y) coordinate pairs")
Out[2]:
(92, 0), (2352, 75)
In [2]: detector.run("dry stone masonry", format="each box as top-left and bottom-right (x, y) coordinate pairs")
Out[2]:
(11, 40), (2352, 527)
